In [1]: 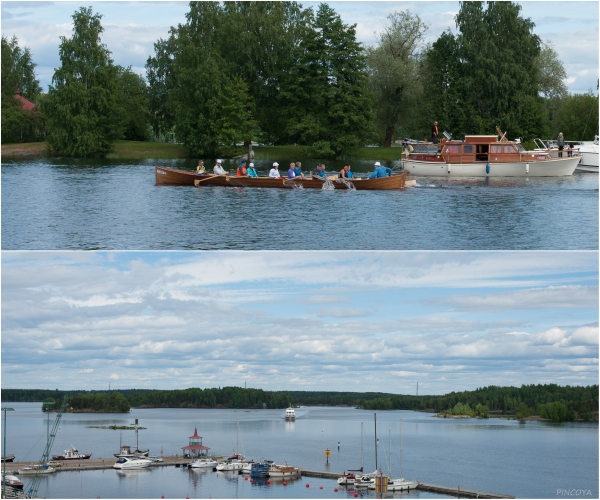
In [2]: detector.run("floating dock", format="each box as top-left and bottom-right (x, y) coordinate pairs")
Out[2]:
(4, 460), (515, 498)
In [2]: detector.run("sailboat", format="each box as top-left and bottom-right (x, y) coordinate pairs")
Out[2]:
(354, 414), (381, 489)
(216, 412), (250, 471)
(386, 420), (418, 491)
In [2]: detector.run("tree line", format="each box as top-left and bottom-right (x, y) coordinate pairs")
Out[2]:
(4, 384), (597, 421)
(2, 2), (597, 157)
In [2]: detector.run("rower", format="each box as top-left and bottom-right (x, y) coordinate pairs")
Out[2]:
(236, 160), (247, 177)
(269, 162), (281, 178)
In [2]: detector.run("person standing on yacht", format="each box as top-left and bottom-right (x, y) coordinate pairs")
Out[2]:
(557, 132), (565, 158)
(431, 121), (439, 144)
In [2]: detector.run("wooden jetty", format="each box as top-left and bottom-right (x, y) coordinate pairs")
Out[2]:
(417, 482), (515, 499)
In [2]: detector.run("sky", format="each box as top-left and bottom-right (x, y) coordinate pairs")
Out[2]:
(1, 1), (598, 95)
(1, 251), (598, 395)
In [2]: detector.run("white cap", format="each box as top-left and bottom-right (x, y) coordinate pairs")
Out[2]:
(249, 162), (254, 167)
(273, 162), (279, 167)
(374, 161), (381, 166)
(216, 159), (222, 163)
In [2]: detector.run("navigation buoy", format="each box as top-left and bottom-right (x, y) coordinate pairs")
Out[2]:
(244, 476), (248, 481)
(250, 478), (254, 483)
(267, 480), (270, 485)
(283, 481), (287, 486)
(306, 483), (310, 488)
(354, 493), (359, 498)
(320, 486), (323, 489)
(334, 487), (339, 492)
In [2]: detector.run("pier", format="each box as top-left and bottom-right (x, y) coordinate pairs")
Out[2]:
(4, 460), (515, 499)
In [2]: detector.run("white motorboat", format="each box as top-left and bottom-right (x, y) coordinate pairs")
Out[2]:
(284, 406), (296, 421)
(403, 134), (580, 177)
(112, 456), (152, 469)
(533, 136), (598, 172)
(190, 457), (217, 468)
(576, 135), (599, 172)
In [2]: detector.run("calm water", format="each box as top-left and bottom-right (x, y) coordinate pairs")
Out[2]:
(1, 158), (598, 250)
(3, 404), (598, 498)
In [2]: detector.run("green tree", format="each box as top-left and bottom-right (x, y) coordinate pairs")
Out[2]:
(536, 41), (568, 100)
(422, 1), (547, 140)
(553, 91), (599, 141)
(1, 36), (44, 143)
(117, 66), (151, 141)
(44, 7), (125, 157)
(366, 11), (428, 146)
(280, 3), (373, 156)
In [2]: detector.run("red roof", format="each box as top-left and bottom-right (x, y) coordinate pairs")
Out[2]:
(189, 427), (202, 439)
(14, 92), (35, 110)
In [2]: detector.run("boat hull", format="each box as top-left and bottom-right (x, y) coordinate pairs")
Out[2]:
(403, 156), (579, 177)
(156, 167), (407, 190)
(113, 458), (152, 469)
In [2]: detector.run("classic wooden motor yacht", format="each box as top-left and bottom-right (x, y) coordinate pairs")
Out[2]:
(402, 132), (580, 177)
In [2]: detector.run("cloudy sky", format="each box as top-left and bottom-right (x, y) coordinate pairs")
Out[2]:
(1, 1), (598, 94)
(2, 251), (598, 395)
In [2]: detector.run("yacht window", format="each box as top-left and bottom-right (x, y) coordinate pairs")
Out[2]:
(463, 145), (473, 153)
(504, 145), (517, 153)
(516, 144), (525, 152)
(445, 145), (460, 153)
(490, 145), (502, 153)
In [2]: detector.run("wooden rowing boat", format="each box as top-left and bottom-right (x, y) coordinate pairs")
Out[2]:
(155, 166), (407, 190)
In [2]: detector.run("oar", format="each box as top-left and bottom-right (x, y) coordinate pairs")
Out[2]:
(194, 174), (226, 185)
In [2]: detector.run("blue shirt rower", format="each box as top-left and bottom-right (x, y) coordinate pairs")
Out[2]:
(368, 161), (392, 179)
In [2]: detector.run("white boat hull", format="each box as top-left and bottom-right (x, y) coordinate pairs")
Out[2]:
(17, 466), (56, 474)
(387, 479), (418, 491)
(216, 461), (245, 471)
(403, 156), (579, 177)
(113, 457), (152, 469)
(190, 459), (217, 469)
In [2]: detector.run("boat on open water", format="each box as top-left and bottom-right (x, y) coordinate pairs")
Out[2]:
(284, 406), (296, 421)
(155, 167), (407, 190)
(402, 133), (580, 177)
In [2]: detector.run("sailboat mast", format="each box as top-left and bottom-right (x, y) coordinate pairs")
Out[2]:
(374, 412), (377, 471)
(400, 419), (403, 479)
(236, 411), (239, 453)
(389, 429), (392, 476)
(360, 422), (364, 469)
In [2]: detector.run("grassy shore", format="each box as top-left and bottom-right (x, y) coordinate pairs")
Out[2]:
(1, 140), (402, 161)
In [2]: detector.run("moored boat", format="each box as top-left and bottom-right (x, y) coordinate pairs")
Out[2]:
(112, 456), (152, 469)
(215, 454), (248, 472)
(114, 444), (149, 458)
(189, 457), (217, 469)
(17, 464), (56, 474)
(268, 463), (302, 478)
(2, 474), (24, 490)
(402, 134), (580, 177)
(52, 445), (92, 460)
(155, 166), (407, 190)
(250, 461), (272, 477)
(1, 454), (15, 463)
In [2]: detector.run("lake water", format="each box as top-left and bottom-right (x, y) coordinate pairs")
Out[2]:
(3, 403), (598, 498)
(1, 158), (598, 250)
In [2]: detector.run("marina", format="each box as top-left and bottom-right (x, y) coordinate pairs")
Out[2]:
(1, 403), (596, 498)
